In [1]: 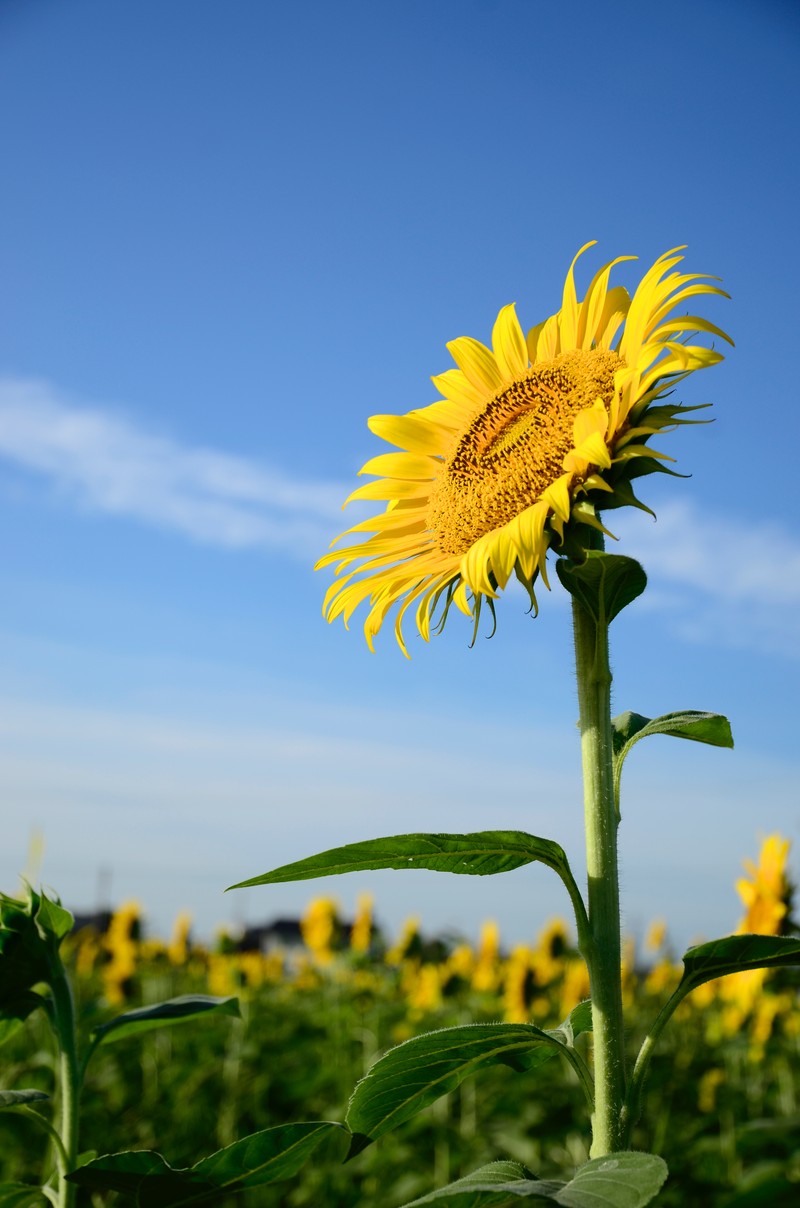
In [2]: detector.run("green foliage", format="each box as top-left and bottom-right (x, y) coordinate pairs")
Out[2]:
(229, 831), (576, 888)
(611, 709), (733, 814)
(0, 1186), (47, 1207)
(1, 929), (798, 1206)
(680, 935), (800, 993)
(68, 1122), (348, 1205)
(90, 995), (241, 1047)
(0, 888), (72, 1019)
(555, 553), (647, 625)
(611, 711), (734, 759)
(346, 1006), (593, 1155)
(399, 1152), (669, 1206)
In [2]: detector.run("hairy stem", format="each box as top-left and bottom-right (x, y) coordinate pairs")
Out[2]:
(572, 594), (626, 1155)
(49, 971), (80, 1208)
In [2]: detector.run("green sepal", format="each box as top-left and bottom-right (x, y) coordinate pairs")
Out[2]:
(67, 1122), (348, 1205)
(345, 1005), (592, 1157)
(91, 996), (240, 1047)
(595, 479), (655, 517)
(228, 831), (576, 890)
(398, 1152), (669, 1207)
(555, 552), (646, 625)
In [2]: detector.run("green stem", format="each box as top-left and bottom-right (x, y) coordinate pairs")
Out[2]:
(621, 981), (694, 1144)
(572, 593), (626, 1156)
(16, 1104), (70, 1176)
(49, 972), (80, 1208)
(559, 1044), (596, 1113)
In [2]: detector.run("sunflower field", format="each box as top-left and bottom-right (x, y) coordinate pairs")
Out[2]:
(1, 836), (798, 1207)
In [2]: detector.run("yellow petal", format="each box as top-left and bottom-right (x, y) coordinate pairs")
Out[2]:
(577, 257), (635, 349)
(446, 336), (504, 395)
(368, 413), (449, 455)
(345, 478), (429, 504)
(531, 312), (560, 361)
(541, 474), (571, 522)
(359, 452), (439, 480)
(559, 242), (596, 349)
(492, 303), (528, 381)
(564, 431), (612, 473)
(572, 400), (609, 446)
(430, 367), (485, 411)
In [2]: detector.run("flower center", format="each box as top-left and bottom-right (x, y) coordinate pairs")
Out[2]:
(428, 348), (622, 556)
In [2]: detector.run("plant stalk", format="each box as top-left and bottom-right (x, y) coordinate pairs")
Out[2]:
(572, 594), (626, 1155)
(49, 970), (80, 1208)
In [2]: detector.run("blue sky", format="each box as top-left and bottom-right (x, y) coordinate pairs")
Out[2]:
(1, 0), (798, 953)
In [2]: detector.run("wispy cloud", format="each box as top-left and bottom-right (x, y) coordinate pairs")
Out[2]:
(613, 500), (800, 656)
(0, 377), (345, 553)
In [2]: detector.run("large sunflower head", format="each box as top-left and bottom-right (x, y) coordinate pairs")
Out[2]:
(317, 244), (731, 655)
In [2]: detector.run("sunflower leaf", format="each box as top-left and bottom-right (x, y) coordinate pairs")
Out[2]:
(398, 1152), (668, 1207)
(611, 709), (734, 759)
(679, 935), (800, 992)
(228, 831), (574, 890)
(555, 552), (646, 624)
(345, 1007), (592, 1156)
(91, 995), (240, 1047)
(67, 1122), (348, 1205)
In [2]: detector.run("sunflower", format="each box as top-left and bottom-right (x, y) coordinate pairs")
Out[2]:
(317, 244), (731, 655)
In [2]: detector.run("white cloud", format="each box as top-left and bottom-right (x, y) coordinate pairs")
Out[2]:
(0, 377), (346, 553)
(613, 500), (800, 656)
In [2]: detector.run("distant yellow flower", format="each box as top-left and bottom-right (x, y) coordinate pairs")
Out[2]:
(102, 900), (141, 1005)
(534, 917), (570, 983)
(715, 835), (793, 1031)
(404, 963), (443, 1014)
(447, 943), (475, 982)
(350, 893), (374, 955)
(301, 897), (339, 965)
(736, 834), (790, 936)
(472, 920), (501, 993)
(559, 958), (591, 1018)
(168, 910), (193, 966)
(697, 1068), (725, 1114)
(503, 944), (540, 1023)
(644, 919), (667, 953)
(644, 957), (680, 997)
(318, 245), (730, 653)
(386, 916), (421, 965)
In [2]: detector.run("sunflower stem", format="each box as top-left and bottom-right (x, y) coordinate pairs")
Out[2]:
(48, 970), (80, 1208)
(571, 593), (626, 1156)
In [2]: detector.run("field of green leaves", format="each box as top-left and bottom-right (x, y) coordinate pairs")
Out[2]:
(1, 837), (798, 1206)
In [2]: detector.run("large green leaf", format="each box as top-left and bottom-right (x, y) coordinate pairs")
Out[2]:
(91, 995), (240, 1046)
(0, 1187), (48, 1208)
(67, 1122), (348, 1206)
(346, 1005), (592, 1156)
(228, 831), (574, 891)
(400, 1153), (668, 1207)
(611, 710), (733, 759)
(555, 553), (646, 625)
(0, 1090), (49, 1110)
(679, 934), (800, 992)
